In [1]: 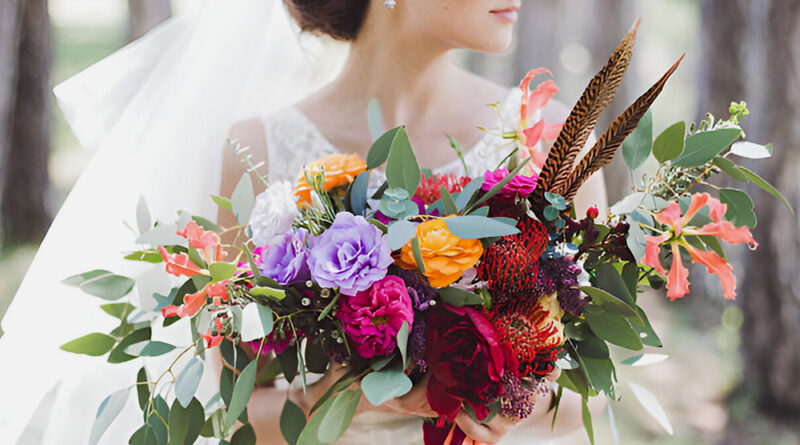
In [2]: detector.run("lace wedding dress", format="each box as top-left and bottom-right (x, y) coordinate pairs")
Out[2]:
(254, 90), (556, 445)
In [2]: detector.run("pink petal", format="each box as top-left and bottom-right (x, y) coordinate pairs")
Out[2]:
(706, 195), (728, 223)
(522, 120), (545, 148)
(690, 221), (759, 250)
(666, 244), (690, 301)
(655, 203), (684, 234)
(684, 193), (710, 223)
(542, 122), (564, 141)
(526, 79), (559, 115)
(687, 245), (737, 300)
(518, 68), (553, 125)
(642, 233), (670, 275)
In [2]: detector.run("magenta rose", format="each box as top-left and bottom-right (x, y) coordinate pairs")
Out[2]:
(482, 167), (538, 201)
(336, 276), (414, 359)
(425, 304), (507, 423)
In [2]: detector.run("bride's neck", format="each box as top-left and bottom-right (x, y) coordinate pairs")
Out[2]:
(324, 23), (461, 128)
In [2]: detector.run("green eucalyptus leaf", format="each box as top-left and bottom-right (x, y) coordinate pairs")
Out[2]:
(280, 399), (307, 445)
(169, 397), (205, 445)
(622, 109), (653, 170)
(278, 344), (299, 384)
(385, 128), (421, 195)
(738, 167), (794, 214)
(579, 287), (638, 318)
(241, 303), (274, 342)
(211, 194), (233, 211)
(411, 237), (426, 274)
(137, 196), (152, 235)
(209, 262), (237, 282)
(729, 141), (772, 159)
(444, 215), (519, 239)
(89, 388), (131, 445)
(349, 171), (371, 216)
(108, 327), (151, 363)
(652, 121), (686, 163)
(583, 305), (643, 351)
(317, 389), (362, 443)
(136, 367), (150, 410)
(367, 127), (401, 170)
(225, 360), (258, 432)
(440, 186), (458, 216)
(63, 269), (112, 287)
(397, 321), (410, 368)
(230, 424), (256, 445)
(79, 273), (135, 301)
(581, 397), (596, 445)
(135, 341), (176, 357)
(387, 220), (418, 251)
(719, 188), (757, 228)
(628, 382), (673, 435)
(176, 357), (205, 408)
(249, 286), (286, 301)
(361, 369), (413, 406)
(671, 128), (742, 167)
(712, 157), (749, 182)
(455, 176), (485, 211)
(101, 302), (135, 320)
(61, 333), (116, 356)
(631, 306), (662, 347)
(437, 287), (483, 307)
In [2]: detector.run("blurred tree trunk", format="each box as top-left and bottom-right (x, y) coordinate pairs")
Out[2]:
(128, 0), (172, 41)
(0, 0), (52, 245)
(737, 0), (800, 419)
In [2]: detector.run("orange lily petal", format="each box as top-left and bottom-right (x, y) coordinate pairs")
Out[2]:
(706, 195), (728, 223)
(159, 246), (204, 277)
(686, 244), (737, 300)
(522, 120), (545, 148)
(642, 233), (670, 275)
(542, 122), (564, 141)
(179, 288), (208, 318)
(654, 203), (684, 234)
(683, 193), (710, 223)
(526, 79), (559, 115)
(519, 68), (553, 122)
(689, 221), (759, 250)
(666, 244), (690, 301)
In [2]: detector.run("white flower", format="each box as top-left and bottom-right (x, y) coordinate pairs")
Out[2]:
(249, 180), (298, 246)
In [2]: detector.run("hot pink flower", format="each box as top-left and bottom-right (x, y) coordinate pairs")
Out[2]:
(642, 193), (758, 301)
(481, 167), (538, 201)
(336, 276), (414, 359)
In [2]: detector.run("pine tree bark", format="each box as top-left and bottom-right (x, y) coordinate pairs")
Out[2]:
(0, 0), (52, 245)
(128, 0), (172, 41)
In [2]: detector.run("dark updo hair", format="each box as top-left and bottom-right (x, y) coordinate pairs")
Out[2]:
(284, 0), (371, 42)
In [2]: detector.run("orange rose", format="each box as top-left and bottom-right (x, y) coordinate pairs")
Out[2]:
(398, 218), (484, 288)
(294, 153), (367, 206)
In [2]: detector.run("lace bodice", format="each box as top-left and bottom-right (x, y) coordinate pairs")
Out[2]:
(257, 89), (548, 445)
(262, 88), (533, 185)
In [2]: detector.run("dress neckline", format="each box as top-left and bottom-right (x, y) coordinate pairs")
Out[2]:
(286, 87), (519, 174)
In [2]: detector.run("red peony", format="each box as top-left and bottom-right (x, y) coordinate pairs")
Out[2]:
(424, 304), (508, 424)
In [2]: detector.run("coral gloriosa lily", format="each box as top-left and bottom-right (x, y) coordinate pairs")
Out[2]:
(642, 193), (758, 301)
(517, 68), (565, 171)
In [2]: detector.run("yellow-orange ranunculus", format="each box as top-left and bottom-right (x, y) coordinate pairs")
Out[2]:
(294, 153), (367, 206)
(397, 218), (484, 288)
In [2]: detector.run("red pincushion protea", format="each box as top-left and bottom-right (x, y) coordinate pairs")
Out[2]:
(492, 292), (566, 378)
(416, 173), (471, 205)
(476, 217), (549, 306)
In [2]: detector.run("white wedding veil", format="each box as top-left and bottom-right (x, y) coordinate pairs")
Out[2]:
(0, 1), (345, 443)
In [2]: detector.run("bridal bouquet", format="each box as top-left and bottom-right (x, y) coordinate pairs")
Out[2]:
(61, 23), (789, 445)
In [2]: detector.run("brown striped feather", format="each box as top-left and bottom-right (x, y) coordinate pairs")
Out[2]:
(536, 19), (641, 197)
(560, 55), (685, 201)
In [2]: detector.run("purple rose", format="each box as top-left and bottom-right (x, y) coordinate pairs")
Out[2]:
(307, 212), (393, 295)
(336, 276), (414, 358)
(259, 229), (310, 285)
(482, 167), (538, 201)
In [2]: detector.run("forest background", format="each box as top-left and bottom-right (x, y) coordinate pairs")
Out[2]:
(0, 0), (797, 444)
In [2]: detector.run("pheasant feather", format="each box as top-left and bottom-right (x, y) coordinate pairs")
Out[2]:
(536, 19), (641, 196)
(561, 55), (685, 201)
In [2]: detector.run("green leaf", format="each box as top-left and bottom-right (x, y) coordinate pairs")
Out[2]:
(579, 287), (638, 318)
(385, 128), (421, 196)
(738, 167), (794, 214)
(583, 305), (643, 351)
(63, 269), (112, 287)
(297, 393), (335, 445)
(581, 397), (595, 445)
(317, 389), (362, 443)
(209, 262), (237, 282)
(211, 194), (233, 211)
(622, 353), (669, 366)
(440, 186), (459, 216)
(349, 171), (371, 216)
(305, 339), (329, 374)
(241, 303), (274, 342)
(89, 388), (131, 445)
(455, 176), (484, 211)
(256, 356), (284, 385)
(361, 368), (413, 406)
(719, 188), (756, 228)
(671, 128), (742, 167)
(387, 220), (418, 251)
(249, 286), (286, 301)
(278, 344), (299, 384)
(230, 424), (256, 445)
(628, 382), (673, 435)
(280, 399), (307, 445)
(631, 306), (662, 347)
(136, 367), (150, 410)
(397, 321), (410, 368)
(232, 174), (255, 224)
(627, 209), (651, 262)
(225, 360), (258, 432)
(137, 223), (186, 247)
(137, 196), (152, 235)
(595, 263), (636, 305)
(100, 303), (135, 320)
(129, 425), (157, 445)
(712, 157), (749, 182)
(169, 397), (205, 445)
(582, 357), (618, 399)
(146, 395), (170, 445)
(543, 205), (560, 221)
(411, 237), (426, 274)
(652, 121), (686, 163)
(124, 250), (163, 263)
(367, 127), (401, 170)
(545, 192), (568, 210)
(136, 341), (176, 357)
(438, 287), (483, 306)
(176, 357), (205, 408)
(444, 216), (520, 239)
(729, 141), (772, 159)
(79, 273), (135, 301)
(575, 331), (610, 359)
(108, 327), (151, 363)
(60, 333), (116, 356)
(622, 109), (653, 170)
(367, 98), (384, 142)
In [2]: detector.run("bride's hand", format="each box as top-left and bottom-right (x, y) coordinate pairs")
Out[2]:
(454, 368), (562, 444)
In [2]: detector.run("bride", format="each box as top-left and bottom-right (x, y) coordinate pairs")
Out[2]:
(0, 0), (606, 444)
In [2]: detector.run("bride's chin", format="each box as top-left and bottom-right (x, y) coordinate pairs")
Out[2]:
(466, 30), (515, 54)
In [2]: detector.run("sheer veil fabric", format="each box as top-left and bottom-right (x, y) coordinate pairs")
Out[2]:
(0, 1), (346, 443)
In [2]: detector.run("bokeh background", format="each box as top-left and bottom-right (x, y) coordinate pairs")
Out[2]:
(0, 0), (798, 444)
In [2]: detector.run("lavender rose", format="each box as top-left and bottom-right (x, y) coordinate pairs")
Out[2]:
(259, 228), (310, 285)
(250, 180), (298, 246)
(307, 212), (393, 295)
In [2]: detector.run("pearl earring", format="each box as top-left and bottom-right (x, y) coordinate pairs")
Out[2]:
(384, 0), (396, 10)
